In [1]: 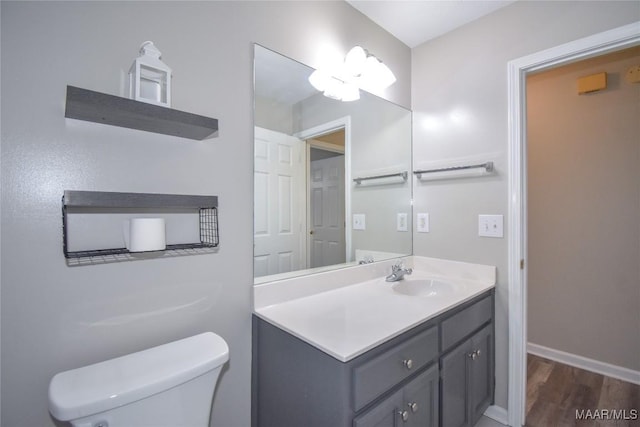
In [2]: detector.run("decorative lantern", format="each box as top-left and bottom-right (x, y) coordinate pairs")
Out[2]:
(128, 41), (171, 107)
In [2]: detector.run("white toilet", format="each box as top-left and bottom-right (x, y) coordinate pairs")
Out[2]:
(48, 332), (229, 427)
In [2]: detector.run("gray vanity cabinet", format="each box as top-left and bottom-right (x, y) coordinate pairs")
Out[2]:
(354, 364), (438, 427)
(252, 290), (494, 427)
(441, 324), (494, 427)
(403, 364), (439, 427)
(353, 389), (402, 427)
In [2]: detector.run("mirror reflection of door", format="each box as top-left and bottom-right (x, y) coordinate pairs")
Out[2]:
(254, 127), (305, 277)
(307, 130), (346, 268)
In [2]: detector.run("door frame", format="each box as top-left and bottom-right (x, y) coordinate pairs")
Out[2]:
(296, 116), (353, 263)
(507, 21), (640, 427)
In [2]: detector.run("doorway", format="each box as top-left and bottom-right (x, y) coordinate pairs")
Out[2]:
(507, 22), (640, 426)
(524, 46), (640, 425)
(296, 116), (353, 265)
(307, 129), (346, 268)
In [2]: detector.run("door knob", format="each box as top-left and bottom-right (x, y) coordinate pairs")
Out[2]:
(408, 402), (418, 413)
(398, 410), (409, 422)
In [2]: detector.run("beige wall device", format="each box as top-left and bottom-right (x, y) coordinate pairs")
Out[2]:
(625, 65), (640, 84)
(577, 72), (607, 94)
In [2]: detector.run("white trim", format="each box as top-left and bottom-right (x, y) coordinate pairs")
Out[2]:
(307, 139), (345, 154)
(296, 116), (353, 263)
(484, 405), (509, 426)
(527, 343), (640, 386)
(507, 21), (640, 427)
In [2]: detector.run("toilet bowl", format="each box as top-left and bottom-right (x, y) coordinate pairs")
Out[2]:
(48, 332), (229, 427)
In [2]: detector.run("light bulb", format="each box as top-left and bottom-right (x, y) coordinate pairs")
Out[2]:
(322, 77), (344, 100)
(308, 69), (331, 91)
(344, 46), (367, 77)
(340, 82), (360, 102)
(373, 61), (396, 89)
(359, 56), (396, 92)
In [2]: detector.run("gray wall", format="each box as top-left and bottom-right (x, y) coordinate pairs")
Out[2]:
(411, 0), (639, 411)
(254, 95), (293, 135)
(0, 2), (410, 427)
(527, 48), (640, 371)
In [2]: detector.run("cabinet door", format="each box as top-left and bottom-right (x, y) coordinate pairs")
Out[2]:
(440, 340), (472, 427)
(469, 324), (493, 426)
(404, 365), (439, 427)
(353, 390), (403, 427)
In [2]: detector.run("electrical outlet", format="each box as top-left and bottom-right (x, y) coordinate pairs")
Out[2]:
(478, 214), (503, 238)
(353, 214), (366, 230)
(417, 213), (430, 233)
(397, 213), (408, 232)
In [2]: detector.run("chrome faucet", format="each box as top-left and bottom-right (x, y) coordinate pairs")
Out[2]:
(385, 261), (413, 282)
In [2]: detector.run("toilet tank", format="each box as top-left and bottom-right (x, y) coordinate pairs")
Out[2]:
(49, 332), (229, 427)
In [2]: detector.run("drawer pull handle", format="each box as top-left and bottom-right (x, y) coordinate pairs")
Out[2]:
(408, 402), (418, 413)
(398, 410), (409, 422)
(476, 349), (481, 357)
(403, 359), (413, 369)
(468, 351), (477, 360)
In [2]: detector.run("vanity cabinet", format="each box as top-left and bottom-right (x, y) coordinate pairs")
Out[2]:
(354, 365), (438, 427)
(252, 290), (494, 427)
(440, 293), (494, 427)
(441, 324), (493, 427)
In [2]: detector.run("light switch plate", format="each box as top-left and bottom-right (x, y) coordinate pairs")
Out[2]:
(478, 214), (503, 238)
(353, 214), (366, 230)
(417, 213), (430, 233)
(397, 213), (408, 232)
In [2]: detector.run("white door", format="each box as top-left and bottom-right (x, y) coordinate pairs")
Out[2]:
(254, 127), (305, 277)
(309, 154), (346, 268)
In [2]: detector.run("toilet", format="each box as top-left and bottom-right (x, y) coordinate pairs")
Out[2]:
(48, 332), (229, 427)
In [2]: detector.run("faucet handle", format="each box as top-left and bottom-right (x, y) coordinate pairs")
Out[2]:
(392, 260), (404, 272)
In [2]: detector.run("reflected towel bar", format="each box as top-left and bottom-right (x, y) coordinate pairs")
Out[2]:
(353, 171), (408, 185)
(413, 162), (494, 179)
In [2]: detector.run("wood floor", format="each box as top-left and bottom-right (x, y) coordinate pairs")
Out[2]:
(526, 354), (640, 427)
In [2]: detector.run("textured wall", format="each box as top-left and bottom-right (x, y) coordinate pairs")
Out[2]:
(0, 2), (410, 426)
(527, 47), (640, 371)
(411, 0), (639, 410)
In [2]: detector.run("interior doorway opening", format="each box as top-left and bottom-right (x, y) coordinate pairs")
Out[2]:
(507, 22), (640, 427)
(524, 45), (640, 426)
(306, 129), (346, 269)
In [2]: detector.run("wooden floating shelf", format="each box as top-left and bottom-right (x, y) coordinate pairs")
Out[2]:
(65, 86), (219, 140)
(63, 190), (218, 209)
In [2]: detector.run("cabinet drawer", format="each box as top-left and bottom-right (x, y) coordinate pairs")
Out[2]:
(352, 326), (438, 411)
(441, 296), (492, 351)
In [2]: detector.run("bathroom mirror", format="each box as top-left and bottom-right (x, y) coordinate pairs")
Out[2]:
(253, 44), (412, 281)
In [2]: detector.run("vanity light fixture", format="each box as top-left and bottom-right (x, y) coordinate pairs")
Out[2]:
(128, 41), (172, 107)
(308, 45), (396, 102)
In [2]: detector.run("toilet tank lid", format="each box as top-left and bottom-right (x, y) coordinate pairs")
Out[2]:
(48, 332), (229, 421)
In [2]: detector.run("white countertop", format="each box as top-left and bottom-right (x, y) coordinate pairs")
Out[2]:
(254, 256), (496, 362)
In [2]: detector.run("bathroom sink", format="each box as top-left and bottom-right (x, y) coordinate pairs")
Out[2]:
(391, 278), (455, 297)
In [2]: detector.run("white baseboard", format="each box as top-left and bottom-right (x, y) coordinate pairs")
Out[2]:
(527, 342), (640, 385)
(484, 405), (509, 425)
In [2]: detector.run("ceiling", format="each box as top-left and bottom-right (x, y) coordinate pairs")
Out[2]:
(347, 0), (517, 48)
